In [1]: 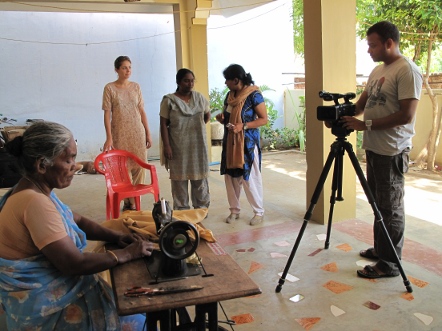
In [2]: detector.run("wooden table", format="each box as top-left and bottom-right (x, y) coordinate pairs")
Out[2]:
(109, 241), (262, 330)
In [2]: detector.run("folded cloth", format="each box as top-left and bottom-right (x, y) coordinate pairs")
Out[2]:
(99, 208), (215, 243)
(91, 208), (214, 284)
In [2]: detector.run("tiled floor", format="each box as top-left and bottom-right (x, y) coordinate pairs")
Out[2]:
(56, 150), (442, 331)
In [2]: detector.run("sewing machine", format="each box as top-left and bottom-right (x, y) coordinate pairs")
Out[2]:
(147, 199), (201, 283)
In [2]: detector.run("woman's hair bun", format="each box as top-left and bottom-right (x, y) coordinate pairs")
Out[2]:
(5, 136), (23, 157)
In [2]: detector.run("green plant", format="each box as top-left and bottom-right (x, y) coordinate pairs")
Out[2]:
(210, 85), (300, 151)
(261, 104), (279, 141)
(261, 88), (309, 151)
(357, 131), (363, 147)
(266, 127), (298, 150)
(209, 87), (229, 122)
(210, 85), (280, 129)
(356, 0), (442, 171)
(272, 90), (306, 152)
(294, 95), (306, 152)
(258, 85), (280, 141)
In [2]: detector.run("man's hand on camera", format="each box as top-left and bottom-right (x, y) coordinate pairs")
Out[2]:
(340, 116), (365, 131)
(324, 121), (333, 128)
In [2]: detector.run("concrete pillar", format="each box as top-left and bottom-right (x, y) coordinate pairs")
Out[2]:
(173, 0), (210, 98)
(303, 0), (357, 224)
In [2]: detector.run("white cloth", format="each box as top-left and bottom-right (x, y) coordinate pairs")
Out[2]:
(362, 57), (422, 156)
(224, 146), (264, 216)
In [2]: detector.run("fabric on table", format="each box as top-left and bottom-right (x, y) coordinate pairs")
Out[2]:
(93, 208), (214, 286)
(99, 208), (214, 243)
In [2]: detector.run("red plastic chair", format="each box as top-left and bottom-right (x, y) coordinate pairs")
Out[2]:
(94, 149), (160, 219)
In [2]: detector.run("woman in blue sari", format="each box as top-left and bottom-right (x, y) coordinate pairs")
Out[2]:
(215, 64), (268, 226)
(0, 122), (154, 330)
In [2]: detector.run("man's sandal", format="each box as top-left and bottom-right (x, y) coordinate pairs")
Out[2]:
(359, 247), (379, 260)
(357, 265), (399, 279)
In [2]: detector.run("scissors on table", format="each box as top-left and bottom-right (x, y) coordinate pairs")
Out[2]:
(124, 285), (203, 297)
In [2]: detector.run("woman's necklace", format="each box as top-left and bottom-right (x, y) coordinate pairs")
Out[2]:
(24, 177), (49, 196)
(176, 91), (191, 104)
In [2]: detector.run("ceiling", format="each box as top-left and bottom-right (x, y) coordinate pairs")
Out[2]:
(0, 0), (275, 16)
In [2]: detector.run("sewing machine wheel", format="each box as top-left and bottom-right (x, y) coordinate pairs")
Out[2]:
(159, 220), (199, 260)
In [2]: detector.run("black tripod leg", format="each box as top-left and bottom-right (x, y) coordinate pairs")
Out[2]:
(325, 146), (344, 249)
(275, 148), (336, 293)
(344, 142), (413, 293)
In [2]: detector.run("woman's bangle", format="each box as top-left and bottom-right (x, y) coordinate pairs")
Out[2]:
(107, 250), (119, 265)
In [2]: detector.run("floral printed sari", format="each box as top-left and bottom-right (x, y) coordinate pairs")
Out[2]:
(0, 190), (145, 330)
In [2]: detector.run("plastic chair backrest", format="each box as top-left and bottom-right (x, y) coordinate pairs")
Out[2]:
(95, 150), (143, 190)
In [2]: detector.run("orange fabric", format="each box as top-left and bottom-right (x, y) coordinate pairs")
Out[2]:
(226, 85), (259, 169)
(0, 190), (67, 259)
(98, 208), (215, 243)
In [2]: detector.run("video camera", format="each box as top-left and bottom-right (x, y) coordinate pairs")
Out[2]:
(317, 90), (356, 137)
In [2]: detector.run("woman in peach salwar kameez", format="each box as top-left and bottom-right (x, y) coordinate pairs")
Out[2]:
(102, 55), (152, 211)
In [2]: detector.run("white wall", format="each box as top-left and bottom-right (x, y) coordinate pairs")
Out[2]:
(0, 0), (296, 160)
(283, 89), (305, 130)
(0, 11), (177, 160)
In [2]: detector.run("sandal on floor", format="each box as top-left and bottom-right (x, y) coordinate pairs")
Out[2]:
(357, 265), (399, 279)
(122, 204), (136, 211)
(359, 247), (379, 259)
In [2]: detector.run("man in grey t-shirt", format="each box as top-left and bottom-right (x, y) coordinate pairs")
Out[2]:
(340, 21), (423, 279)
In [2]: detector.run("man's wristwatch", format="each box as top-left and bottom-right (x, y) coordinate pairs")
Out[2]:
(243, 123), (248, 130)
(365, 120), (372, 131)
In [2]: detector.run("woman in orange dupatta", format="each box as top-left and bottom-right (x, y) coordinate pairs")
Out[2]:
(215, 64), (268, 226)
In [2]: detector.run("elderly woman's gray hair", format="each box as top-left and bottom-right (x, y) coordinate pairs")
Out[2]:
(6, 121), (73, 174)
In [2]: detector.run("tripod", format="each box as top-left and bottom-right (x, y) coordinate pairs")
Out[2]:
(275, 134), (413, 293)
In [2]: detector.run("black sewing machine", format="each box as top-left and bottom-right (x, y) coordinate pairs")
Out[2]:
(146, 199), (201, 283)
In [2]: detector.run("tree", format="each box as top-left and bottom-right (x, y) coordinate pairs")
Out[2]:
(356, 0), (442, 171)
(291, 0), (442, 170)
(292, 0), (304, 58)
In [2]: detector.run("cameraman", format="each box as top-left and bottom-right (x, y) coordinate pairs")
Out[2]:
(339, 21), (422, 279)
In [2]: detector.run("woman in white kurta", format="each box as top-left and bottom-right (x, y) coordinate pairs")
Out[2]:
(160, 68), (211, 210)
(102, 56), (152, 211)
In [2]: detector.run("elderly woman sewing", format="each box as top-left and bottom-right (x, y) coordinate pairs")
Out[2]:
(0, 122), (154, 330)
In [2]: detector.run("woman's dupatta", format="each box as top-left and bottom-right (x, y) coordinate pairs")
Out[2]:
(226, 85), (259, 169)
